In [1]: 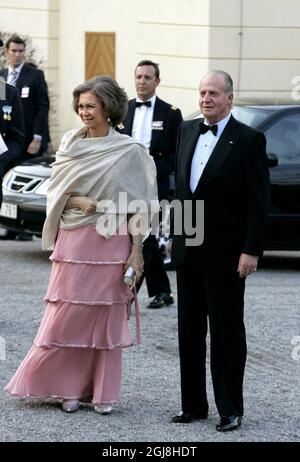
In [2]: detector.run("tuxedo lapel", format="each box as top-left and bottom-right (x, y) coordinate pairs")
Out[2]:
(150, 97), (165, 153)
(122, 100), (135, 135)
(177, 119), (201, 195)
(15, 65), (29, 90)
(194, 115), (240, 195)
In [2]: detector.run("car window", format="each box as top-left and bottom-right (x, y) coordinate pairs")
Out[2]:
(265, 114), (300, 164)
(231, 107), (274, 128)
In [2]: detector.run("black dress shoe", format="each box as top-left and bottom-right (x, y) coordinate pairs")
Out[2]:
(171, 410), (208, 423)
(148, 292), (174, 309)
(216, 415), (242, 432)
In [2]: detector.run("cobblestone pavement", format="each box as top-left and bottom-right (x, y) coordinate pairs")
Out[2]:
(0, 240), (299, 442)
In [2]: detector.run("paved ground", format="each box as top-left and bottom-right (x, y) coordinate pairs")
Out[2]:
(0, 239), (299, 442)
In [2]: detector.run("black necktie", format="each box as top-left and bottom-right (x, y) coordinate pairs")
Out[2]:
(199, 122), (218, 136)
(135, 101), (151, 108)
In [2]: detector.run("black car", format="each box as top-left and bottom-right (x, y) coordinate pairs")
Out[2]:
(1, 105), (300, 252)
(231, 105), (300, 250)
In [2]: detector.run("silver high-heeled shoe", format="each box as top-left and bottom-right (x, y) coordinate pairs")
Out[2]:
(94, 404), (113, 415)
(62, 399), (80, 413)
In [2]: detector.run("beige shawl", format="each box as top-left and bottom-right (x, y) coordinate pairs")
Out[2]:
(42, 127), (158, 250)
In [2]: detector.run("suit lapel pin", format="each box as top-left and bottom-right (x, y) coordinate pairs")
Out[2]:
(2, 105), (12, 121)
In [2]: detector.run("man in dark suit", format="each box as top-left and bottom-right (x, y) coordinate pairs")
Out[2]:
(171, 70), (269, 431)
(0, 34), (49, 164)
(0, 34), (49, 240)
(118, 60), (183, 308)
(0, 39), (24, 209)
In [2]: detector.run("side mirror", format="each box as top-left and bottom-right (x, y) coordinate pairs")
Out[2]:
(267, 153), (279, 168)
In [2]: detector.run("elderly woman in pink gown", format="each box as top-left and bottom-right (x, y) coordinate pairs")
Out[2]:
(5, 76), (158, 414)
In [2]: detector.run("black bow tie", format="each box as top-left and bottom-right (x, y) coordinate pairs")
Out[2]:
(199, 122), (218, 136)
(135, 100), (151, 108)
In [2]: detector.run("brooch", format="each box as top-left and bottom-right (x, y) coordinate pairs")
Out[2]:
(2, 105), (12, 121)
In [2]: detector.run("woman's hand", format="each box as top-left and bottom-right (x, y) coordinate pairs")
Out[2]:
(125, 246), (144, 282)
(66, 196), (97, 214)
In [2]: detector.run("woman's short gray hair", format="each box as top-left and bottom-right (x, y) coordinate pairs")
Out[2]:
(73, 76), (128, 127)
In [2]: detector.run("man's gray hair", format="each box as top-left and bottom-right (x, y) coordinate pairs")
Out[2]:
(73, 76), (128, 127)
(201, 70), (233, 95)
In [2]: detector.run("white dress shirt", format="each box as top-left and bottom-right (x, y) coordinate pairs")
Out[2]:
(190, 112), (232, 192)
(132, 95), (156, 148)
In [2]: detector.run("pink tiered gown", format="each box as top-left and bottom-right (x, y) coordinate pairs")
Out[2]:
(5, 223), (135, 405)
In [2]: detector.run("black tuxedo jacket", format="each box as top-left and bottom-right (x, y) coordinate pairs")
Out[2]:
(0, 81), (24, 205)
(0, 64), (49, 154)
(117, 96), (182, 200)
(172, 115), (270, 269)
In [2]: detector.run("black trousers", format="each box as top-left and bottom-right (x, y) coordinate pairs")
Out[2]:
(136, 234), (171, 297)
(176, 250), (246, 417)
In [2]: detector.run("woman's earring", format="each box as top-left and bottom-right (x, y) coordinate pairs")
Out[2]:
(107, 117), (111, 124)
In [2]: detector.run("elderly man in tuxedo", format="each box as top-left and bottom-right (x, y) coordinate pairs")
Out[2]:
(171, 70), (269, 431)
(118, 60), (182, 308)
(0, 39), (24, 209)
